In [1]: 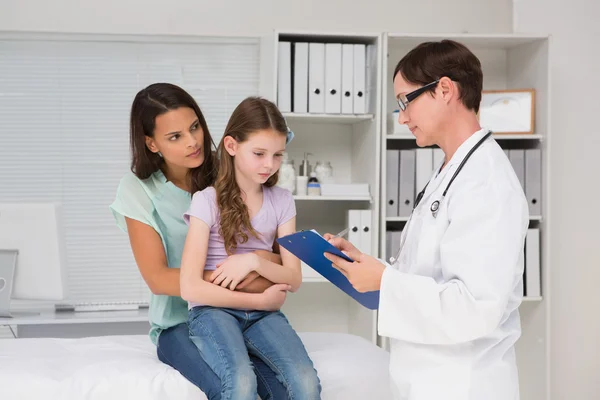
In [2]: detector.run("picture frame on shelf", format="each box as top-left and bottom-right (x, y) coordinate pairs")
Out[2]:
(478, 89), (535, 135)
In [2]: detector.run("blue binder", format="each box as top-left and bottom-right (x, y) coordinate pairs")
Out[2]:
(276, 230), (380, 310)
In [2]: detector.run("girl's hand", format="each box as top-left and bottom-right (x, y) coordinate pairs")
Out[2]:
(210, 253), (258, 291)
(258, 283), (291, 311)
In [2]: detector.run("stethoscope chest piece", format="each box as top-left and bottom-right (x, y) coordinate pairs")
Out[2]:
(430, 200), (440, 218)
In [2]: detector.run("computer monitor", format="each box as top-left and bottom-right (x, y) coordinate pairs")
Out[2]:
(0, 203), (67, 318)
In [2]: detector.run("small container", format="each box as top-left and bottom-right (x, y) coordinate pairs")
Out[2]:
(315, 161), (333, 184)
(299, 152), (313, 177)
(307, 172), (321, 196)
(277, 153), (296, 193)
(296, 175), (308, 196)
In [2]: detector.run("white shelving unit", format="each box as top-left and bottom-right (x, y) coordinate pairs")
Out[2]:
(261, 31), (383, 345)
(380, 33), (551, 400)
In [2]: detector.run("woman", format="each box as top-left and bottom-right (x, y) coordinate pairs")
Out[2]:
(324, 40), (529, 400)
(110, 83), (288, 400)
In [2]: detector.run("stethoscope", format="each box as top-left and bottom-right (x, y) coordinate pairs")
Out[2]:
(389, 131), (492, 265)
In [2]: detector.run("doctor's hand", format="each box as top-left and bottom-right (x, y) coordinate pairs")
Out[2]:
(323, 245), (385, 293)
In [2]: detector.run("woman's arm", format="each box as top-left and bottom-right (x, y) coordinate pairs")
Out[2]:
(125, 217), (181, 296)
(126, 217), (275, 297)
(180, 216), (267, 308)
(253, 217), (302, 292)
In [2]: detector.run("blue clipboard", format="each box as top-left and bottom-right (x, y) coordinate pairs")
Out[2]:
(276, 230), (380, 310)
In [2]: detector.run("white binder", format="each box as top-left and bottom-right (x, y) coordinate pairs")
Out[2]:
(525, 149), (542, 215)
(341, 44), (354, 114)
(416, 148), (434, 194)
(386, 150), (400, 217)
(325, 43), (342, 114)
(398, 150), (416, 217)
(277, 41), (291, 113)
(308, 42), (325, 113)
(525, 228), (541, 297)
(293, 42), (309, 114)
(347, 209), (362, 252)
(352, 44), (366, 114)
(509, 149), (526, 191)
(360, 210), (372, 255)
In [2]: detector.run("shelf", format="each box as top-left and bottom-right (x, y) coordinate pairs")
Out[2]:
(294, 195), (371, 201)
(283, 112), (374, 124)
(386, 216), (410, 222)
(388, 216), (541, 222)
(387, 33), (549, 49)
(386, 134), (543, 140)
(522, 296), (543, 302)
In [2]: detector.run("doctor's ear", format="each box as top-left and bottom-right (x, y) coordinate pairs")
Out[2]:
(438, 76), (456, 104)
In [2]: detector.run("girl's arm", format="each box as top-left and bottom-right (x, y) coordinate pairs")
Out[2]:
(253, 217), (302, 292)
(125, 217), (274, 296)
(180, 216), (269, 308)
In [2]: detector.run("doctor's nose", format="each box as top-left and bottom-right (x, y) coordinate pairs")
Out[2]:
(398, 109), (410, 125)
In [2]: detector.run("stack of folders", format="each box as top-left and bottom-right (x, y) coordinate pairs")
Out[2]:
(386, 148), (542, 218)
(503, 149), (542, 216)
(346, 209), (373, 256)
(277, 41), (376, 115)
(386, 148), (444, 218)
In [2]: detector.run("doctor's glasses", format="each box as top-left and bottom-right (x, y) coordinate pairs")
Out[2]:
(396, 79), (440, 111)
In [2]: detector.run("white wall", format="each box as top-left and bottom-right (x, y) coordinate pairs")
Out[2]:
(514, 1), (600, 399)
(0, 0), (512, 36)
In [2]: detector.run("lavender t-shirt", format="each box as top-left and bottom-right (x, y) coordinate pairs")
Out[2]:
(183, 185), (296, 273)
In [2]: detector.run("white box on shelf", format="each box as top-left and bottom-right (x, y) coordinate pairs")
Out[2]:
(320, 183), (370, 197)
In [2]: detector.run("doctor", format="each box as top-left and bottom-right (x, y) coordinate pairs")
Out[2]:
(324, 39), (529, 400)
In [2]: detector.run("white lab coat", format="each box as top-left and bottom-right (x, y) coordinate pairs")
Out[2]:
(378, 129), (529, 400)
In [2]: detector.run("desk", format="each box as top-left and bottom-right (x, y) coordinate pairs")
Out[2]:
(0, 308), (150, 338)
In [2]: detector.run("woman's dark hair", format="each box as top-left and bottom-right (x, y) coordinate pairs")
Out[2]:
(393, 39), (483, 113)
(129, 82), (217, 194)
(215, 96), (288, 255)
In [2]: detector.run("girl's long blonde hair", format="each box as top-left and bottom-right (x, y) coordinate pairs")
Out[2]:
(215, 97), (288, 255)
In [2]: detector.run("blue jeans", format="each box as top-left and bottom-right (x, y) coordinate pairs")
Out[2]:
(157, 322), (288, 400)
(188, 306), (322, 400)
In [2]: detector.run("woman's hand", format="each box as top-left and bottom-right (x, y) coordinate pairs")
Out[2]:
(323, 233), (385, 293)
(209, 253), (258, 291)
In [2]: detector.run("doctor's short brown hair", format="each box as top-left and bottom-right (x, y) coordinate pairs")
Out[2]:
(393, 39), (483, 113)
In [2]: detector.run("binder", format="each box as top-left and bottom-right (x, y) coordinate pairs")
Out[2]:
(308, 43), (325, 113)
(341, 44), (354, 114)
(347, 209), (362, 252)
(325, 43), (342, 114)
(525, 228), (541, 297)
(525, 149), (542, 215)
(398, 149), (416, 217)
(353, 44), (366, 114)
(277, 41), (291, 112)
(276, 230), (380, 310)
(365, 44), (377, 114)
(360, 210), (372, 255)
(509, 149), (525, 191)
(293, 42), (309, 114)
(416, 148), (434, 195)
(386, 150), (400, 217)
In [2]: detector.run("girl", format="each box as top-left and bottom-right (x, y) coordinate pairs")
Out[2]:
(180, 96), (322, 400)
(110, 83), (289, 400)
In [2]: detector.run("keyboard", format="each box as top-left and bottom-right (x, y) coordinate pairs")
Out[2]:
(55, 301), (149, 312)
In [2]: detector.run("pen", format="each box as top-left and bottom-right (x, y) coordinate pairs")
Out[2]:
(332, 227), (349, 238)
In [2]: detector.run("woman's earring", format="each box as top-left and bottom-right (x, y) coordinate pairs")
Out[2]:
(157, 151), (163, 158)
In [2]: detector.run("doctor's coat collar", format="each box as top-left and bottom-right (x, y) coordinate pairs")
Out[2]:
(424, 128), (491, 200)
(440, 128), (491, 172)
